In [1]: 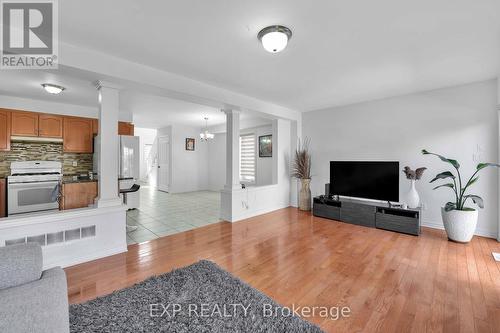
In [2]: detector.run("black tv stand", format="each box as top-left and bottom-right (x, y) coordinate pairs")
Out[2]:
(313, 196), (421, 235)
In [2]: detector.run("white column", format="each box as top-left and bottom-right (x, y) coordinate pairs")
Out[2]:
(271, 119), (278, 185)
(497, 77), (500, 242)
(224, 109), (241, 190)
(95, 80), (122, 208)
(289, 119), (299, 207)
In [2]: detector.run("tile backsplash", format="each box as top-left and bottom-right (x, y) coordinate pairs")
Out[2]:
(0, 141), (93, 177)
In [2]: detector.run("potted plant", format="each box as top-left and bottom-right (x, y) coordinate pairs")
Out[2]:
(422, 149), (500, 243)
(292, 138), (312, 211)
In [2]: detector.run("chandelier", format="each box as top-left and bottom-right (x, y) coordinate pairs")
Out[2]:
(200, 117), (214, 141)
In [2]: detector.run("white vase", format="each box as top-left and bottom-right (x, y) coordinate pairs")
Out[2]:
(441, 208), (478, 243)
(405, 180), (420, 209)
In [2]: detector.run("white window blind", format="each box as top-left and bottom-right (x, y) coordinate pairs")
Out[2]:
(240, 134), (256, 183)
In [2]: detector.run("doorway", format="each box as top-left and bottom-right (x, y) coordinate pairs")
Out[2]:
(157, 136), (170, 192)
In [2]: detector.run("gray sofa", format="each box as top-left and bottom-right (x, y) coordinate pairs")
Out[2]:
(0, 243), (69, 333)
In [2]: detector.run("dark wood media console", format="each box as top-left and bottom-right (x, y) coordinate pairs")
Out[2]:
(313, 196), (421, 235)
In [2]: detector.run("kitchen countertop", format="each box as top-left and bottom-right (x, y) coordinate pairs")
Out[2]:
(62, 176), (98, 184)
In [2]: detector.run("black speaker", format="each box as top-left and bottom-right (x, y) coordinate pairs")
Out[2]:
(325, 183), (330, 195)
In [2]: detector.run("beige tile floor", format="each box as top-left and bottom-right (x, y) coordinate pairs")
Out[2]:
(126, 185), (221, 244)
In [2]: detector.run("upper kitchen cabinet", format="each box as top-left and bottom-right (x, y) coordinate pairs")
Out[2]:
(11, 110), (38, 136)
(92, 120), (134, 136)
(63, 116), (93, 153)
(118, 122), (134, 136)
(39, 114), (63, 138)
(92, 118), (98, 135)
(0, 109), (11, 151)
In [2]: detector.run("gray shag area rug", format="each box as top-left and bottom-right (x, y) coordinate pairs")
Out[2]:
(69, 260), (323, 332)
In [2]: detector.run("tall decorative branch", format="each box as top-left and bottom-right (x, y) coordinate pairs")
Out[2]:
(292, 138), (311, 179)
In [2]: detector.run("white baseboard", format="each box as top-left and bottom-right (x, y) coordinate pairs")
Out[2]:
(421, 219), (497, 239)
(43, 244), (128, 270)
(230, 204), (289, 223)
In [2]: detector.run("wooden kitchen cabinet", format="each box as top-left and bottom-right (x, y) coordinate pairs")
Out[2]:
(11, 110), (38, 136)
(0, 109), (10, 151)
(89, 119), (135, 136)
(118, 122), (134, 136)
(60, 182), (98, 210)
(0, 178), (5, 218)
(39, 114), (63, 138)
(92, 118), (98, 135)
(63, 116), (93, 153)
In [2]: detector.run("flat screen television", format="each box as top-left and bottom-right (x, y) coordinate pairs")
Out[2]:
(330, 161), (399, 202)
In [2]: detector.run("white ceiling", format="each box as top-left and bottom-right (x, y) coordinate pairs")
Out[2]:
(0, 70), (267, 129)
(0, 70), (97, 106)
(120, 92), (262, 129)
(59, 0), (500, 111)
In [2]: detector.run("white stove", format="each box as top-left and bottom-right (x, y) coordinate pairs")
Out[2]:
(8, 161), (62, 215)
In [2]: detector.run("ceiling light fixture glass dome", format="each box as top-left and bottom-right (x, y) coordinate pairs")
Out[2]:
(41, 83), (65, 94)
(257, 25), (292, 53)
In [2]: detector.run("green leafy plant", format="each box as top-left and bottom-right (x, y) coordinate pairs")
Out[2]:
(422, 149), (500, 211)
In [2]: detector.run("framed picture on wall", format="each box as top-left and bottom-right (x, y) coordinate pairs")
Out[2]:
(185, 138), (195, 151)
(259, 135), (272, 157)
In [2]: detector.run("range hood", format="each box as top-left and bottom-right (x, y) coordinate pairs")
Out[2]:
(11, 136), (63, 143)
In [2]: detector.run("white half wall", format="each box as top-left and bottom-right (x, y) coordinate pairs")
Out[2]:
(0, 206), (127, 269)
(303, 79), (499, 238)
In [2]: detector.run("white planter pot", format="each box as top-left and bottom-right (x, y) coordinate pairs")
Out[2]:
(441, 208), (478, 243)
(405, 180), (420, 209)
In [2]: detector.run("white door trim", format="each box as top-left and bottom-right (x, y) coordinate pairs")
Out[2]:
(157, 135), (170, 192)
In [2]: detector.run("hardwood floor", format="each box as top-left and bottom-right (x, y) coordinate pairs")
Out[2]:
(65, 208), (500, 332)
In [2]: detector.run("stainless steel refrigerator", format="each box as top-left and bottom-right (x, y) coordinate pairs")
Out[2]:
(93, 135), (140, 209)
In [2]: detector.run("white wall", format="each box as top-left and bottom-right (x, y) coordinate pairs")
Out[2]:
(207, 125), (274, 191)
(303, 79), (498, 238)
(134, 127), (157, 181)
(207, 133), (226, 191)
(221, 119), (292, 222)
(157, 124), (209, 193)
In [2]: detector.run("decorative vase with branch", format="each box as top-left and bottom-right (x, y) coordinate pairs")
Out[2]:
(292, 138), (312, 211)
(422, 149), (500, 242)
(402, 166), (426, 208)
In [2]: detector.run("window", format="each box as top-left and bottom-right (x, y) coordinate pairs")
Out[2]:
(240, 133), (256, 183)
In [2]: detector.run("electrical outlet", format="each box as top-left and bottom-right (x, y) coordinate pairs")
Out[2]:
(72, 161), (78, 167)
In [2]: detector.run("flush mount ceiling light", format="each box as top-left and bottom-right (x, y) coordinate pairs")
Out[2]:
(41, 83), (65, 94)
(200, 117), (214, 141)
(257, 25), (292, 53)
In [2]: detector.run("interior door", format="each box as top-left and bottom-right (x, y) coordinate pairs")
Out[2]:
(157, 136), (169, 192)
